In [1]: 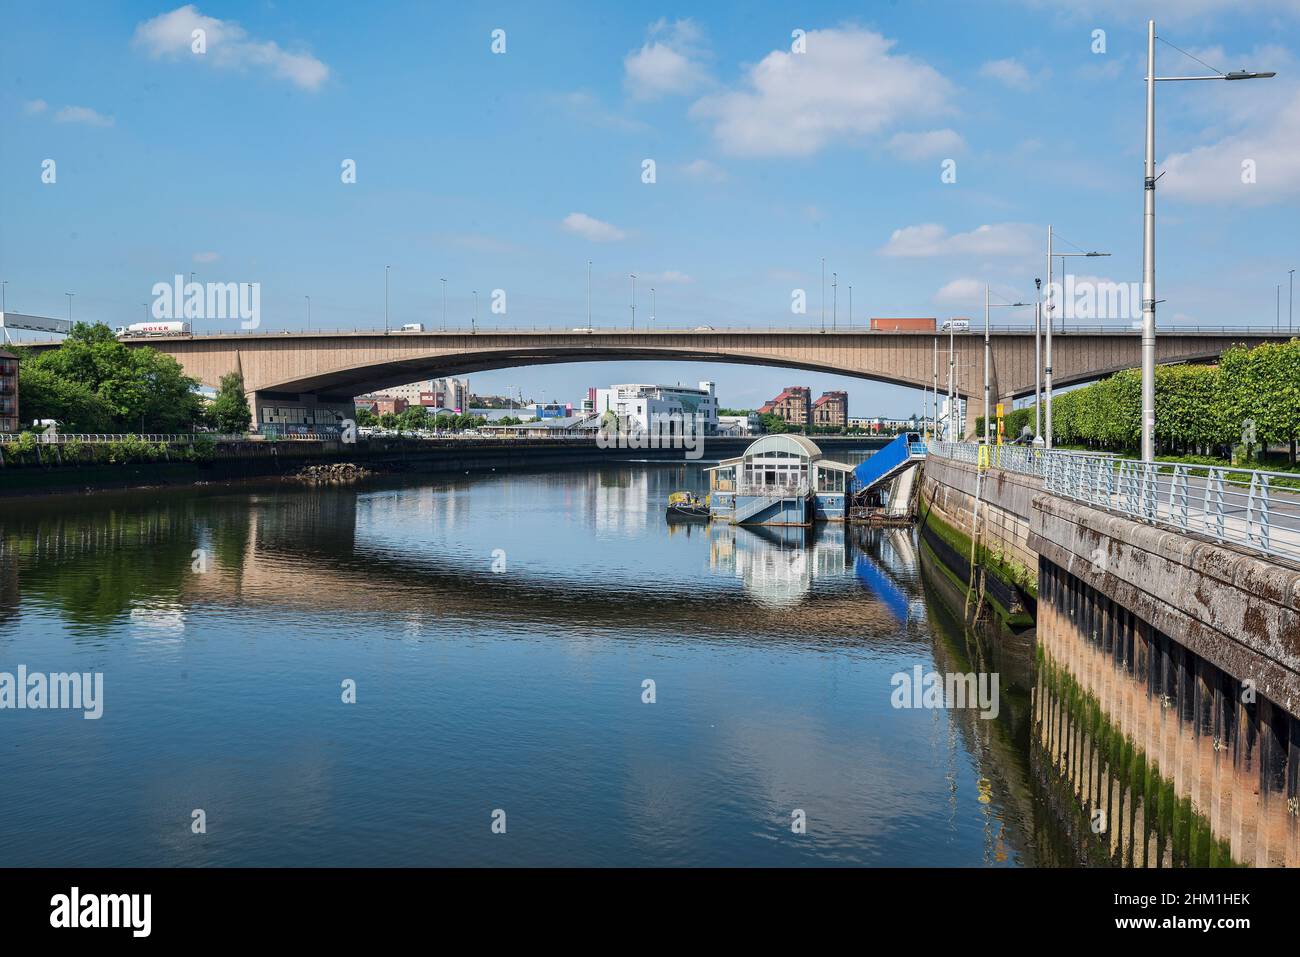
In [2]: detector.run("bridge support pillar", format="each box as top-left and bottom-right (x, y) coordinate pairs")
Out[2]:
(249, 391), (356, 435)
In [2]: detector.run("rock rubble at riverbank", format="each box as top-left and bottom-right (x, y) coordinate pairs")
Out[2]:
(294, 462), (375, 482)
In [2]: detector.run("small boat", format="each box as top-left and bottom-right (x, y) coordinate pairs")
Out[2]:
(666, 491), (710, 522)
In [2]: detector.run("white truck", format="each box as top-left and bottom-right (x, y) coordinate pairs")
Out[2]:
(940, 319), (971, 333)
(114, 321), (191, 337)
(399, 323), (424, 332)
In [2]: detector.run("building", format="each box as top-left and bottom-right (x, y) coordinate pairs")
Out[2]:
(525, 401), (574, 420)
(717, 413), (762, 437)
(0, 350), (17, 433)
(478, 413), (603, 438)
(356, 394), (409, 417)
(593, 381), (718, 434)
(811, 391), (848, 429)
(758, 386), (811, 429)
(371, 376), (469, 411)
(705, 434), (856, 526)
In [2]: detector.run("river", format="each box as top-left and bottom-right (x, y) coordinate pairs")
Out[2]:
(0, 457), (1069, 866)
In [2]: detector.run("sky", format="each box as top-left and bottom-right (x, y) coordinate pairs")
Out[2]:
(3, 0), (1299, 415)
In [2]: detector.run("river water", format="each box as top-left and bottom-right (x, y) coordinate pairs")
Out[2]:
(0, 458), (1066, 866)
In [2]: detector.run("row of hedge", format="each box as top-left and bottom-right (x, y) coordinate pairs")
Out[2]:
(0, 434), (218, 467)
(977, 339), (1300, 460)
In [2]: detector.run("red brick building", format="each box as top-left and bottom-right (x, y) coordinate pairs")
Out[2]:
(356, 394), (408, 417)
(812, 391), (848, 429)
(758, 386), (811, 429)
(0, 350), (17, 433)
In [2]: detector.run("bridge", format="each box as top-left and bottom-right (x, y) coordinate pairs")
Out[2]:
(29, 325), (1295, 434)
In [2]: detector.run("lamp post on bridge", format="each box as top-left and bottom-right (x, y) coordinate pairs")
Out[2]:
(983, 287), (1031, 445)
(1044, 226), (1109, 448)
(1139, 18), (1274, 461)
(305, 295), (311, 332)
(384, 265), (390, 334)
(440, 278), (447, 332)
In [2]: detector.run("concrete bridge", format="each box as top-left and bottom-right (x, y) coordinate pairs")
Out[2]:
(30, 325), (1295, 434)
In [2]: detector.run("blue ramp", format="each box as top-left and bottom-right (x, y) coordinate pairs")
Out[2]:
(853, 432), (927, 495)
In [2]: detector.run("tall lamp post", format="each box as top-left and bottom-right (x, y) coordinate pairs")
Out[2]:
(983, 287), (1031, 444)
(630, 274), (636, 330)
(1046, 239), (1110, 447)
(384, 265), (390, 333)
(305, 295), (311, 332)
(1140, 18), (1274, 461)
(440, 278), (447, 332)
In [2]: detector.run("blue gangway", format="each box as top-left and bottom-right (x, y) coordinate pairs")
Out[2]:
(852, 432), (927, 494)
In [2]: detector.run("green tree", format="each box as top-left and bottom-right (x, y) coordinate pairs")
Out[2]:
(22, 322), (206, 432)
(209, 372), (251, 434)
(17, 364), (116, 431)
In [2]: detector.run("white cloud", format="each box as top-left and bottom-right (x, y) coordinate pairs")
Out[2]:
(23, 99), (47, 114)
(933, 279), (985, 305)
(624, 19), (709, 100)
(193, 251), (220, 263)
(54, 106), (114, 127)
(679, 158), (727, 182)
(1160, 75), (1300, 205)
(133, 4), (330, 92)
(562, 212), (626, 243)
(690, 27), (953, 157)
(886, 128), (965, 160)
(882, 222), (1037, 258)
(979, 58), (1033, 90)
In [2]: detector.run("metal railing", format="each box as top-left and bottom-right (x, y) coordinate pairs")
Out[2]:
(0, 432), (247, 444)
(736, 482), (810, 498)
(929, 441), (1300, 564)
(19, 324), (1296, 346)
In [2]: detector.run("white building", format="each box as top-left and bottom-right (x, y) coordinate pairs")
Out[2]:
(593, 381), (719, 434)
(375, 376), (470, 411)
(718, 413), (761, 436)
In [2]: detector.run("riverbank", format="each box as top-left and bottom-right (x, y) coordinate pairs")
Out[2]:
(0, 435), (891, 500)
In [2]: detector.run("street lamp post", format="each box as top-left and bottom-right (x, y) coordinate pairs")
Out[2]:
(1140, 18), (1274, 461)
(630, 274), (636, 330)
(586, 261), (592, 327)
(1290, 269), (1295, 332)
(650, 287), (655, 325)
(305, 295), (311, 331)
(384, 265), (390, 333)
(983, 288), (1031, 444)
(65, 292), (74, 323)
(1044, 226), (1110, 448)
(440, 278), (447, 331)
(931, 337), (938, 442)
(832, 272), (837, 331)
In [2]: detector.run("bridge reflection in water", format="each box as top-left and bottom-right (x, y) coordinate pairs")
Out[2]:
(0, 466), (1084, 866)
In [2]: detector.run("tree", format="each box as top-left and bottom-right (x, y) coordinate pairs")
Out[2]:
(209, 372), (251, 434)
(353, 407), (377, 427)
(17, 364), (116, 431)
(398, 405), (429, 431)
(21, 322), (207, 432)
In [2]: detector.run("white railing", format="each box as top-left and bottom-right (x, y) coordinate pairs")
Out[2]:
(929, 441), (1300, 565)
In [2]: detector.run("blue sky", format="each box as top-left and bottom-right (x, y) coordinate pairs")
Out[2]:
(3, 1), (1299, 414)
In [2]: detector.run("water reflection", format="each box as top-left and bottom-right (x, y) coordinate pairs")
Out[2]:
(0, 464), (1056, 866)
